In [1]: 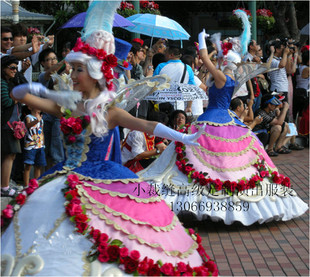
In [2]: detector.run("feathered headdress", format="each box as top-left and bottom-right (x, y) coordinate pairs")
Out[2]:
(66, 0), (121, 90)
(233, 9), (251, 56)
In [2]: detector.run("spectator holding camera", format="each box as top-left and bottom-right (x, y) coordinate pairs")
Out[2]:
(267, 40), (297, 105)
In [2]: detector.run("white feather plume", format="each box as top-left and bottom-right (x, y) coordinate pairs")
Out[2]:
(81, 0), (121, 41)
(233, 9), (251, 56)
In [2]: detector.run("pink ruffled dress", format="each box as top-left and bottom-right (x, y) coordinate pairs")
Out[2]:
(139, 75), (308, 226)
(1, 117), (217, 276)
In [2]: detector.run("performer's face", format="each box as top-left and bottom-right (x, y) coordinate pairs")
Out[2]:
(70, 62), (97, 97)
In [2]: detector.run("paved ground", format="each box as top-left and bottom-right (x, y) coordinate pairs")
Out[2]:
(188, 148), (309, 276)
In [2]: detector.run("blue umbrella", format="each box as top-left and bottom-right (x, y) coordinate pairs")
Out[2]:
(60, 12), (134, 29)
(123, 13), (190, 43)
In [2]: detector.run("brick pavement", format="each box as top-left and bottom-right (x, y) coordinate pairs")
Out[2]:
(187, 148), (309, 276)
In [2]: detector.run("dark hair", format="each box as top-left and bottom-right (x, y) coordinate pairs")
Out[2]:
(272, 40), (284, 50)
(1, 55), (18, 79)
(130, 42), (142, 55)
(152, 53), (166, 70)
(167, 44), (181, 57)
(39, 48), (56, 64)
(261, 94), (274, 109)
(169, 109), (188, 128)
(248, 39), (255, 51)
(181, 54), (194, 67)
(1, 26), (12, 35)
(207, 45), (216, 54)
(11, 23), (27, 37)
(301, 50), (309, 65)
(230, 97), (243, 111)
(62, 42), (71, 50)
(184, 46), (197, 59)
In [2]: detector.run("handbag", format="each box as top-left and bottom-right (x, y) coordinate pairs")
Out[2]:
(7, 106), (27, 140)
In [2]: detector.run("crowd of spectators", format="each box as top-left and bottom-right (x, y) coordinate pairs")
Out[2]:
(1, 21), (309, 192)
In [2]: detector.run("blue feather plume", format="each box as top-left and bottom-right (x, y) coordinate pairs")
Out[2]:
(81, 0), (121, 41)
(234, 9), (251, 56)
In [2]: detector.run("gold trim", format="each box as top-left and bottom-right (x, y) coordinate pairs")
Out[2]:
(82, 251), (91, 277)
(78, 185), (177, 232)
(188, 123), (252, 142)
(80, 193), (197, 258)
(38, 169), (68, 185)
(82, 182), (161, 203)
(192, 137), (256, 157)
(190, 144), (261, 172)
(71, 172), (141, 184)
(44, 212), (67, 240)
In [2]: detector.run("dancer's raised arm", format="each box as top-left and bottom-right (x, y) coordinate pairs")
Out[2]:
(198, 29), (226, 88)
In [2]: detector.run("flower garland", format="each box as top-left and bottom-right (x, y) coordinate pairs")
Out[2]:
(72, 38), (118, 90)
(1, 179), (40, 229)
(63, 174), (218, 276)
(256, 9), (272, 17)
(175, 125), (291, 195)
(60, 112), (91, 144)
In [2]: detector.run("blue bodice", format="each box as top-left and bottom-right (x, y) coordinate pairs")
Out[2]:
(197, 75), (244, 126)
(42, 127), (138, 180)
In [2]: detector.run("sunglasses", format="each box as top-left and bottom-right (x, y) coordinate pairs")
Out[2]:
(7, 66), (18, 71)
(2, 37), (13, 42)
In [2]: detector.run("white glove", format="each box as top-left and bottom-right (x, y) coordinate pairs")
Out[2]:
(153, 123), (205, 146)
(198, 29), (209, 50)
(12, 83), (49, 99)
(12, 83), (82, 111)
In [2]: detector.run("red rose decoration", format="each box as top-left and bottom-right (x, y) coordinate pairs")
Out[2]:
(65, 203), (83, 216)
(175, 146), (183, 154)
(72, 38), (84, 52)
(90, 228), (101, 241)
(123, 61), (129, 68)
(83, 115), (91, 124)
(72, 122), (83, 134)
(74, 213), (88, 223)
(96, 49), (107, 60)
(120, 247), (129, 258)
(88, 46), (97, 57)
(148, 264), (161, 276)
(81, 44), (90, 54)
(205, 260), (218, 276)
(97, 242), (108, 253)
(67, 135), (76, 144)
(177, 262), (187, 273)
(107, 245), (120, 261)
(99, 233), (109, 243)
(105, 54), (118, 68)
(15, 194), (26, 205)
(60, 124), (71, 135)
(137, 260), (149, 275)
(161, 263), (174, 276)
(2, 205), (13, 219)
(98, 251), (110, 263)
(129, 250), (140, 260)
(282, 177), (291, 187)
(76, 222), (88, 233)
(123, 257), (139, 273)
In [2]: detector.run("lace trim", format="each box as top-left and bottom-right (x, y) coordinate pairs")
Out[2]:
(81, 195), (197, 258)
(82, 182), (162, 203)
(71, 171), (141, 184)
(62, 126), (92, 170)
(82, 251), (91, 277)
(78, 185), (178, 232)
(44, 212), (67, 240)
(190, 145), (261, 172)
(191, 137), (256, 157)
(38, 170), (68, 185)
(189, 123), (252, 142)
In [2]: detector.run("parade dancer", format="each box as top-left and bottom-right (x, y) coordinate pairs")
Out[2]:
(1, 1), (217, 276)
(139, 12), (308, 226)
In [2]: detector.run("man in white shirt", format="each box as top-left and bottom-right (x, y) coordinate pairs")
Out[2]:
(267, 40), (290, 101)
(153, 44), (195, 112)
